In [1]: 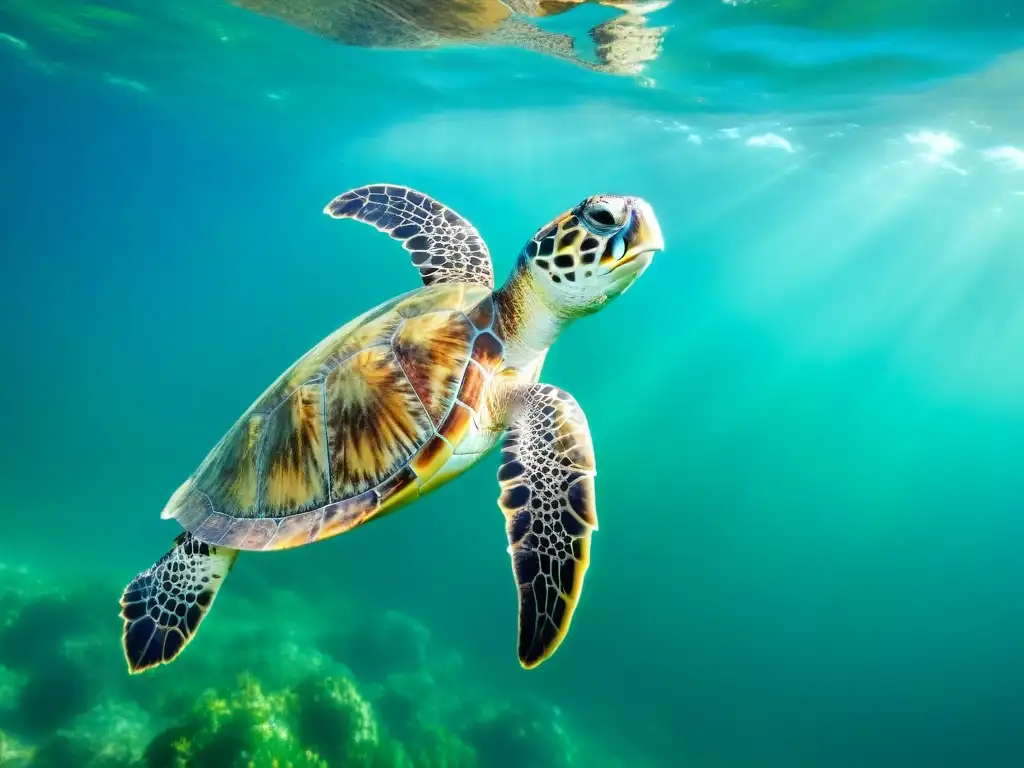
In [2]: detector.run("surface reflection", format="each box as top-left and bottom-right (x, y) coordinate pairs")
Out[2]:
(232, 0), (672, 74)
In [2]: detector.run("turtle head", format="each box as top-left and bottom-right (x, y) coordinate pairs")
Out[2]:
(519, 194), (664, 318)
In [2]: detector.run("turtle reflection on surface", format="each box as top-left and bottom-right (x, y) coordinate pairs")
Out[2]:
(231, 0), (671, 75)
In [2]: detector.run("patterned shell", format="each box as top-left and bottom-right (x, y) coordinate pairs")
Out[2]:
(164, 282), (505, 552)
(234, 0), (515, 46)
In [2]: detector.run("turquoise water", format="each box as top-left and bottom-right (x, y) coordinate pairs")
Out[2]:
(2, 1), (1024, 766)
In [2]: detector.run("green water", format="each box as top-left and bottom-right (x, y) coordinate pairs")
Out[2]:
(1, 0), (1023, 766)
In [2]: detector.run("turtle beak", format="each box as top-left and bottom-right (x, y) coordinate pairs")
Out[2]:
(623, 198), (665, 261)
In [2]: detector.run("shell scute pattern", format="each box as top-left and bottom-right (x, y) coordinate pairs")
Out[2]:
(393, 309), (475, 427)
(282, 299), (406, 392)
(324, 345), (432, 499)
(172, 284), (500, 551)
(191, 415), (263, 518)
(257, 383), (330, 515)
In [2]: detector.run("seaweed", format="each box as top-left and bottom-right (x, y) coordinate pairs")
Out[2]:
(0, 728), (35, 767)
(0, 554), (645, 767)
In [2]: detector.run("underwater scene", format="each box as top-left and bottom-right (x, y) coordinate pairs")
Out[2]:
(1, 0), (1023, 766)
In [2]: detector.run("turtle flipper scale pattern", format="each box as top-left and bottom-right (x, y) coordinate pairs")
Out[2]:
(324, 184), (494, 289)
(498, 383), (598, 669)
(119, 532), (237, 674)
(481, 17), (581, 65)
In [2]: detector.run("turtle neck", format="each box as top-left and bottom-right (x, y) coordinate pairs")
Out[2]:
(492, 260), (565, 371)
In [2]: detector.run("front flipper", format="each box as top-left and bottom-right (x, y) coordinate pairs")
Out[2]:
(588, 9), (668, 77)
(484, 14), (663, 78)
(497, 383), (598, 669)
(481, 17), (583, 66)
(323, 184), (494, 288)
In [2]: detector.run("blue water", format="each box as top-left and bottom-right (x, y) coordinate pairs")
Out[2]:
(1, 1), (1023, 766)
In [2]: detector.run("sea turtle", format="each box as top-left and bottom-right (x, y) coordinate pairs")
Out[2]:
(120, 183), (664, 674)
(232, 0), (671, 76)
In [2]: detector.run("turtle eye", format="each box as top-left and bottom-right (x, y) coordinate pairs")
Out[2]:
(582, 199), (626, 231)
(588, 206), (616, 227)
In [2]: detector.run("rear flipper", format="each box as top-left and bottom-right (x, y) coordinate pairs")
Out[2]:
(119, 532), (238, 674)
